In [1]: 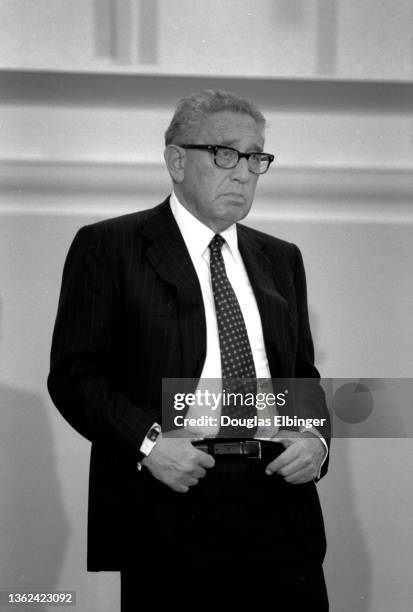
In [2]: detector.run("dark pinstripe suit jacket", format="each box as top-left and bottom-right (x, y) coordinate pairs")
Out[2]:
(48, 197), (329, 570)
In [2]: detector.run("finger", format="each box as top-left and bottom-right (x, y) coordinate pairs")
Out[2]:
(184, 476), (199, 487)
(266, 459), (314, 483)
(281, 459), (317, 482)
(196, 451), (215, 469)
(284, 467), (315, 484)
(192, 466), (207, 479)
(274, 456), (305, 478)
(265, 445), (300, 475)
(172, 483), (190, 493)
(275, 439), (323, 477)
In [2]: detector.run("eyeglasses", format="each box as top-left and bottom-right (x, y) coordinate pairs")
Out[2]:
(178, 144), (275, 175)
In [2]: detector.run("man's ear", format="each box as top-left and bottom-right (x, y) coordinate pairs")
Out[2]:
(164, 145), (185, 183)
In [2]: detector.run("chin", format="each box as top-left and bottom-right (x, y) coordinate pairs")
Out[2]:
(211, 201), (251, 228)
(227, 203), (251, 222)
(215, 212), (248, 232)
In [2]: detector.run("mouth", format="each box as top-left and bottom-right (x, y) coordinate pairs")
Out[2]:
(222, 193), (246, 201)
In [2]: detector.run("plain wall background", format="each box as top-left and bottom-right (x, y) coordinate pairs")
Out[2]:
(1, 2), (413, 611)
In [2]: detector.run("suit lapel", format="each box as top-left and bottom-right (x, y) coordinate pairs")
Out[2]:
(142, 199), (207, 379)
(237, 226), (292, 377)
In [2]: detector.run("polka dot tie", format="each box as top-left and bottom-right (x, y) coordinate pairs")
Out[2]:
(209, 234), (257, 438)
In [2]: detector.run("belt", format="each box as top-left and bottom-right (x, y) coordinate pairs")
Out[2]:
(194, 439), (263, 459)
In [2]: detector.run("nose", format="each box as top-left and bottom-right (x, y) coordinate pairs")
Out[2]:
(230, 157), (251, 182)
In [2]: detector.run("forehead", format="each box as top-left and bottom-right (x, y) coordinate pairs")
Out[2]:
(196, 111), (264, 149)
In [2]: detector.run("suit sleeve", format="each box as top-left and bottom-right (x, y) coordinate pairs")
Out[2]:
(292, 245), (331, 478)
(48, 225), (154, 461)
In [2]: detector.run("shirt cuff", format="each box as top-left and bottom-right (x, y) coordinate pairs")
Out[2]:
(300, 426), (329, 480)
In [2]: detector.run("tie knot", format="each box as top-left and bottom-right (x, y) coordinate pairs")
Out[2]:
(209, 234), (225, 253)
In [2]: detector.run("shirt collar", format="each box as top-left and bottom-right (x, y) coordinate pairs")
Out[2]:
(170, 191), (239, 262)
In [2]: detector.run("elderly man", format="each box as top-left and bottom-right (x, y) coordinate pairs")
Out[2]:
(48, 89), (330, 610)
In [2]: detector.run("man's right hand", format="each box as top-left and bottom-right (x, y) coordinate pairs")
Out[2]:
(141, 435), (215, 493)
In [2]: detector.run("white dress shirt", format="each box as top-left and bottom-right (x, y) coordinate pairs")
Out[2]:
(169, 191), (278, 437)
(170, 192), (271, 379)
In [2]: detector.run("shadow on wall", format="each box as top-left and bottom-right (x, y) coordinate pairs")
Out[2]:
(322, 438), (372, 612)
(308, 307), (327, 370)
(309, 310), (373, 609)
(0, 303), (70, 612)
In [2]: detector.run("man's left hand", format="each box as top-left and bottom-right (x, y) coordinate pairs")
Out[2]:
(265, 430), (325, 484)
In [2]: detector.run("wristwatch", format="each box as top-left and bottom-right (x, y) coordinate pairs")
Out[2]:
(139, 423), (161, 457)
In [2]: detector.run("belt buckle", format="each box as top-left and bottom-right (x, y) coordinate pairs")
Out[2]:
(243, 440), (262, 459)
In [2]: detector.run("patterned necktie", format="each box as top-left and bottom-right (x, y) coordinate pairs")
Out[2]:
(209, 234), (257, 438)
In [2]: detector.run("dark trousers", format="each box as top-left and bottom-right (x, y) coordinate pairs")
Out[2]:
(121, 443), (328, 611)
(121, 560), (328, 611)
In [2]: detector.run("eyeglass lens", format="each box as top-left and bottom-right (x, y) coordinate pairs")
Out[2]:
(215, 147), (270, 173)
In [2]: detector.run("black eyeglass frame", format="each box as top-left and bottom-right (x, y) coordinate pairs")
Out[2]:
(177, 144), (275, 174)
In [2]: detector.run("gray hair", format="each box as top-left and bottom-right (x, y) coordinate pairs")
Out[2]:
(164, 89), (266, 146)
